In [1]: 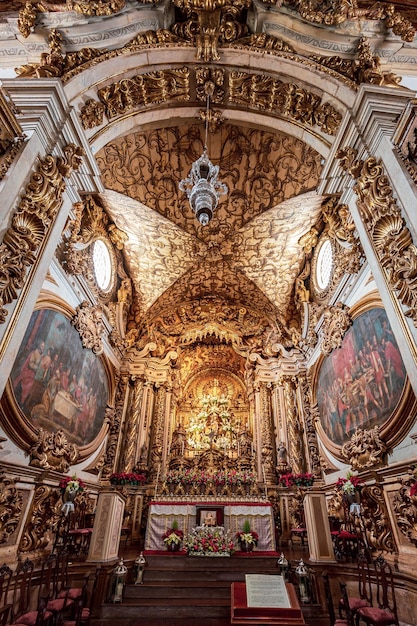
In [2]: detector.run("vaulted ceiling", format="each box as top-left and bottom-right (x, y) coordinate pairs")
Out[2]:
(2, 0), (417, 351)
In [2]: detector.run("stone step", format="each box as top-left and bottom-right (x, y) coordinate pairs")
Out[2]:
(124, 582), (231, 600)
(101, 598), (230, 620)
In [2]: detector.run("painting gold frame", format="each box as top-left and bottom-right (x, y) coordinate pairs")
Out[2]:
(0, 296), (114, 462)
(311, 295), (417, 460)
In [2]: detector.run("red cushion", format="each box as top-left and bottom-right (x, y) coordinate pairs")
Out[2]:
(357, 606), (396, 625)
(335, 621), (349, 626)
(339, 530), (358, 539)
(58, 588), (82, 600)
(14, 610), (53, 625)
(47, 598), (73, 612)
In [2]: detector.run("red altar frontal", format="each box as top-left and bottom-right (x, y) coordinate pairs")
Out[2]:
(145, 500), (276, 552)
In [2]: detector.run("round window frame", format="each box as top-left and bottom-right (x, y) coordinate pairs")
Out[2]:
(92, 238), (115, 295)
(311, 237), (334, 298)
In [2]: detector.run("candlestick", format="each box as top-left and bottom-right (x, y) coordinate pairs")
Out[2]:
(262, 465), (267, 499)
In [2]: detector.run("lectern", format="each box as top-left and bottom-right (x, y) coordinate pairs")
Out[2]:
(231, 582), (306, 625)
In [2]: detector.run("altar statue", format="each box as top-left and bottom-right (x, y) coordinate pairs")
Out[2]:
(203, 512), (216, 526)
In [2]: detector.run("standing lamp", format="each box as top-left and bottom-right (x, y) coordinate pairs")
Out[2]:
(134, 552), (147, 585)
(277, 552), (289, 581)
(295, 559), (312, 603)
(110, 558), (128, 603)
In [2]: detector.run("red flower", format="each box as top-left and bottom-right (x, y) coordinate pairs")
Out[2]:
(410, 482), (417, 497)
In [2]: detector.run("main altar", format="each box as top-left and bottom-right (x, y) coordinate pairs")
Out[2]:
(145, 499), (276, 552)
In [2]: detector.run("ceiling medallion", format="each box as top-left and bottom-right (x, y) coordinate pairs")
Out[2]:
(179, 82), (227, 226)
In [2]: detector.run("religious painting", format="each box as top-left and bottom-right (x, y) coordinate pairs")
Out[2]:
(316, 307), (407, 447)
(196, 506), (224, 527)
(9, 308), (108, 447)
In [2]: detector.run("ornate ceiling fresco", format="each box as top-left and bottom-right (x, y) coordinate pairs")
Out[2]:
(95, 124), (323, 238)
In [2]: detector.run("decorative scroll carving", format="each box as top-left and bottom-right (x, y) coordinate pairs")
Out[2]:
(195, 67), (225, 104)
(299, 374), (322, 478)
(19, 484), (61, 552)
(120, 377), (145, 472)
(149, 384), (166, 477)
(80, 99), (105, 130)
(0, 473), (23, 543)
(71, 301), (104, 355)
(172, 0), (251, 62)
(338, 148), (417, 327)
(18, 0), (126, 37)
(101, 373), (129, 478)
(283, 377), (303, 475)
(28, 428), (78, 472)
(360, 484), (396, 553)
(0, 143), (84, 324)
(231, 32), (296, 54)
(259, 382), (275, 482)
(393, 475), (417, 546)
(321, 302), (351, 355)
(341, 426), (387, 470)
(312, 38), (401, 88)
(0, 89), (25, 181)
(97, 68), (190, 119)
(229, 71), (342, 136)
(266, 0), (416, 42)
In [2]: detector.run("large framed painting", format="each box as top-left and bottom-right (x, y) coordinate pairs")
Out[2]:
(314, 303), (417, 456)
(1, 306), (110, 457)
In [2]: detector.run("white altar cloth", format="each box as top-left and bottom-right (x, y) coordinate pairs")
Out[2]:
(145, 501), (276, 551)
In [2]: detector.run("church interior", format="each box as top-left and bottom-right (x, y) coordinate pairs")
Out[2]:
(2, 0), (417, 624)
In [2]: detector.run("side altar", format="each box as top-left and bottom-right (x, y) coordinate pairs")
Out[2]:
(145, 499), (276, 552)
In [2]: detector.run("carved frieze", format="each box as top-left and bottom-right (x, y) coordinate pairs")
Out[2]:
(359, 484), (396, 553)
(28, 428), (78, 472)
(97, 67), (190, 119)
(196, 67), (225, 104)
(341, 426), (387, 470)
(0, 143), (84, 324)
(338, 148), (417, 327)
(229, 71), (342, 136)
(262, 0), (415, 42)
(0, 473), (23, 544)
(71, 301), (104, 355)
(320, 302), (351, 355)
(393, 475), (417, 547)
(0, 88), (25, 181)
(101, 373), (129, 478)
(80, 99), (105, 130)
(19, 484), (61, 552)
(172, 0), (250, 62)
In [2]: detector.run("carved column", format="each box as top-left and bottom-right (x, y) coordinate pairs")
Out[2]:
(120, 375), (145, 473)
(282, 377), (304, 475)
(138, 380), (155, 469)
(149, 383), (167, 480)
(299, 374), (322, 479)
(161, 383), (172, 474)
(101, 372), (129, 479)
(259, 381), (276, 483)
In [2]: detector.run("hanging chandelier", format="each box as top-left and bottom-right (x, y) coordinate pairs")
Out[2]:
(179, 84), (227, 226)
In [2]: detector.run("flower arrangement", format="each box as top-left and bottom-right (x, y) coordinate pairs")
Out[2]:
(109, 472), (146, 486)
(278, 473), (314, 488)
(163, 520), (184, 547)
(183, 526), (235, 556)
(336, 472), (364, 495)
(59, 475), (85, 494)
(236, 520), (259, 547)
(409, 466), (417, 497)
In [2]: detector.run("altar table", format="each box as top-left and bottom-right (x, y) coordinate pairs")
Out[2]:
(145, 501), (276, 551)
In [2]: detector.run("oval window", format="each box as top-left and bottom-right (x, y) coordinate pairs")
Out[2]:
(316, 239), (333, 290)
(92, 239), (112, 292)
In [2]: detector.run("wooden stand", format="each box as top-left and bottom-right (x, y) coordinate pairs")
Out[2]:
(231, 582), (306, 625)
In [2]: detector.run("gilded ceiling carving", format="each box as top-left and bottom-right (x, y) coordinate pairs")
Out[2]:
(96, 124), (322, 238)
(177, 344), (246, 388)
(134, 297), (288, 357)
(229, 71), (342, 136)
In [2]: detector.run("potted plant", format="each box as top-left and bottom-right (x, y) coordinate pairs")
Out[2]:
(336, 472), (364, 505)
(236, 520), (259, 552)
(163, 519), (184, 552)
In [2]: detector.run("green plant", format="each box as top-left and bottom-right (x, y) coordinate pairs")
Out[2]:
(172, 519), (179, 531)
(243, 520), (251, 533)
